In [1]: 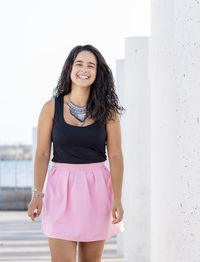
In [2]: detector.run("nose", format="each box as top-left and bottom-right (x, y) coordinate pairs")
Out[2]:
(79, 65), (89, 72)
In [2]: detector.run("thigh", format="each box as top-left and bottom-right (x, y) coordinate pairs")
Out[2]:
(78, 240), (106, 262)
(48, 237), (77, 262)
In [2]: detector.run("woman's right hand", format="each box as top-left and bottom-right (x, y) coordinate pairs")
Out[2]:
(27, 196), (43, 222)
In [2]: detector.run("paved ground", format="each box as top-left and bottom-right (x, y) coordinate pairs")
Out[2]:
(0, 211), (124, 262)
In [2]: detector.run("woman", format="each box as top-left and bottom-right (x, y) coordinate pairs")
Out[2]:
(27, 44), (126, 262)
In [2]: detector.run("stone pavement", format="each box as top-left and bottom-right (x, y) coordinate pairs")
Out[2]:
(0, 211), (124, 262)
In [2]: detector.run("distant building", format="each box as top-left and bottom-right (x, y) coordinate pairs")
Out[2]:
(0, 145), (32, 160)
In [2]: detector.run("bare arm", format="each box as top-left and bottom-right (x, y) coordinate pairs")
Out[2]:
(34, 98), (54, 192)
(106, 111), (124, 224)
(28, 98), (54, 221)
(106, 112), (124, 200)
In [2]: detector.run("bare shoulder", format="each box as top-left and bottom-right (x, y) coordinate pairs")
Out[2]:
(36, 98), (55, 154)
(106, 109), (120, 125)
(40, 98), (55, 120)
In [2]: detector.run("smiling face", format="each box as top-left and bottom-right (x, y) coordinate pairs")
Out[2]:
(70, 50), (97, 88)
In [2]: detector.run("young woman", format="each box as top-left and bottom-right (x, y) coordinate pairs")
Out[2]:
(27, 44), (126, 262)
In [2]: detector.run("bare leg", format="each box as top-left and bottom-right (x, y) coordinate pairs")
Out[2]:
(78, 239), (106, 262)
(48, 237), (77, 262)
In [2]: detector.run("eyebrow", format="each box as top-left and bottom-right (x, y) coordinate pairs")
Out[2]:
(74, 60), (96, 66)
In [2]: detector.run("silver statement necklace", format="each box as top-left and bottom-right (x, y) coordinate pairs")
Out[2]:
(66, 95), (89, 123)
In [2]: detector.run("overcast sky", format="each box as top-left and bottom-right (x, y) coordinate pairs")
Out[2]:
(0, 0), (150, 145)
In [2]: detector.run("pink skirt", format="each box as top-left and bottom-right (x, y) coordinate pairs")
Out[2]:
(41, 161), (125, 242)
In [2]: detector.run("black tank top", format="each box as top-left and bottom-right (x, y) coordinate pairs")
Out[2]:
(51, 95), (107, 164)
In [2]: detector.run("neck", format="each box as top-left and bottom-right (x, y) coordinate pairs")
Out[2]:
(68, 86), (90, 106)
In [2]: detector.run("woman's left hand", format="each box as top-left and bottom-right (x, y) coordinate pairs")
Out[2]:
(111, 198), (124, 224)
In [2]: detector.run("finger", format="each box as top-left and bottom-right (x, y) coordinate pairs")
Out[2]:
(112, 213), (118, 223)
(112, 210), (124, 223)
(112, 216), (121, 223)
(27, 210), (34, 221)
(36, 207), (42, 217)
(29, 214), (35, 222)
(28, 208), (37, 222)
(118, 209), (124, 219)
(112, 209), (117, 219)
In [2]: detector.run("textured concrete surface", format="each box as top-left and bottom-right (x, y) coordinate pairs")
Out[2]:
(0, 211), (124, 262)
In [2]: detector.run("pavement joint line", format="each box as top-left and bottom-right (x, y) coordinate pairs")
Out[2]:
(0, 211), (124, 262)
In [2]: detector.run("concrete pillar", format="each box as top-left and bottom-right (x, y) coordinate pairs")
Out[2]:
(150, 1), (200, 261)
(122, 37), (150, 262)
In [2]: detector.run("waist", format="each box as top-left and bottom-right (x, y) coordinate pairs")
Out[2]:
(52, 161), (106, 170)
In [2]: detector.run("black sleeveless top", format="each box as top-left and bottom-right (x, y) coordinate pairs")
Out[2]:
(51, 96), (107, 164)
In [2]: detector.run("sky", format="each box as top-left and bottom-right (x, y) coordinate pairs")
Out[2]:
(0, 0), (150, 145)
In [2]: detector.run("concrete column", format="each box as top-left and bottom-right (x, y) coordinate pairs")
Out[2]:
(122, 37), (150, 262)
(150, 1), (200, 261)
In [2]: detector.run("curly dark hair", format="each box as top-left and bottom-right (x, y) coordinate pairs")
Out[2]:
(52, 44), (126, 125)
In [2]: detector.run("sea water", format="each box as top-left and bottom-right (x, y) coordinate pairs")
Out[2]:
(0, 160), (53, 187)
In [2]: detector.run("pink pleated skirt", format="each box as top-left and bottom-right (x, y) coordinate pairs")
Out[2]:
(41, 161), (125, 242)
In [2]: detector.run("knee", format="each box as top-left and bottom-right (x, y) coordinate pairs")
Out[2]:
(52, 257), (75, 262)
(78, 257), (102, 262)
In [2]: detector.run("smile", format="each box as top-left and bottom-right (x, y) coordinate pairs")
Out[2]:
(77, 75), (89, 79)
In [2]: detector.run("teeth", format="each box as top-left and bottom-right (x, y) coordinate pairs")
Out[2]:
(78, 75), (89, 79)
